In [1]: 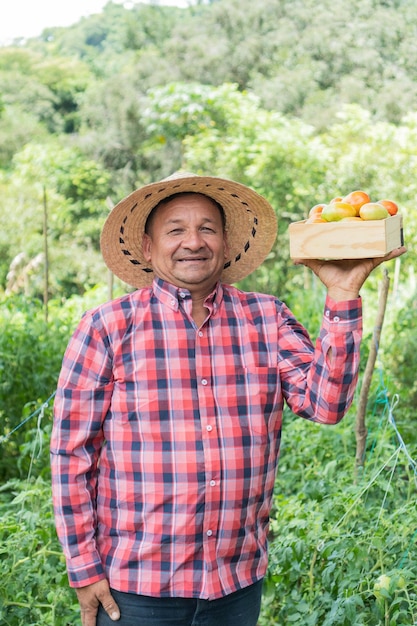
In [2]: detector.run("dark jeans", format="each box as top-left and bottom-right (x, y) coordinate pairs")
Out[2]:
(97, 579), (263, 626)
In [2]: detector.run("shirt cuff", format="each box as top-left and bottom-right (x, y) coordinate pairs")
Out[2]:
(322, 295), (362, 330)
(66, 551), (106, 588)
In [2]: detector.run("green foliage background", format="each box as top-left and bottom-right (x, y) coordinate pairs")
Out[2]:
(0, 0), (416, 624)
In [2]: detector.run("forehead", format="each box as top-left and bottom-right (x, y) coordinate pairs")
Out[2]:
(146, 192), (226, 231)
(160, 193), (220, 214)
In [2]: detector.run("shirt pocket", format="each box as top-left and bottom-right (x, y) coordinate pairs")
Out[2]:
(109, 379), (164, 426)
(215, 366), (282, 439)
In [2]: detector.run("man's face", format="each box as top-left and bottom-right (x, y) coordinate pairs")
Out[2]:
(142, 194), (229, 296)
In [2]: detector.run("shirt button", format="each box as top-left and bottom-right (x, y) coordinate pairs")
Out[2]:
(198, 331), (203, 337)
(179, 292), (186, 298)
(206, 529), (213, 537)
(325, 310), (330, 317)
(209, 480), (216, 487)
(201, 379), (208, 386)
(170, 299), (176, 306)
(333, 316), (340, 322)
(206, 425), (213, 432)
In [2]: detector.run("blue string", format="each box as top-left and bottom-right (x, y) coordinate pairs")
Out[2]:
(364, 336), (417, 478)
(0, 391), (56, 445)
(388, 394), (417, 476)
(366, 349), (417, 570)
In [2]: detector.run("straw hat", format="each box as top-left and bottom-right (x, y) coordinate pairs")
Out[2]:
(100, 171), (277, 288)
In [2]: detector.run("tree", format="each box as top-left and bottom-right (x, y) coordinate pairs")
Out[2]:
(0, 47), (92, 135)
(0, 142), (111, 297)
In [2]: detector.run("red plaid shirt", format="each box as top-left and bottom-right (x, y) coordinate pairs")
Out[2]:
(51, 279), (362, 599)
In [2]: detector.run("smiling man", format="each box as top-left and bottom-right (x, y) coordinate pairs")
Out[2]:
(50, 171), (405, 626)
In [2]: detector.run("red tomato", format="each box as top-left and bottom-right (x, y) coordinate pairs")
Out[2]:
(342, 190), (371, 215)
(378, 199), (399, 216)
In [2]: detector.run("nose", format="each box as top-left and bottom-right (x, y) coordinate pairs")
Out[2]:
(182, 229), (205, 250)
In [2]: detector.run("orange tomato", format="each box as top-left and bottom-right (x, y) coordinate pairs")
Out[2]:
(378, 199), (399, 216)
(308, 203), (327, 218)
(306, 216), (327, 223)
(342, 190), (371, 215)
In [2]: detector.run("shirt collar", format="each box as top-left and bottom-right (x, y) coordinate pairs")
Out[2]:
(152, 277), (223, 314)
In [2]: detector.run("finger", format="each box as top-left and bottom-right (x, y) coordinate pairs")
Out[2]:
(367, 246), (406, 272)
(381, 245), (407, 262)
(292, 258), (324, 272)
(77, 580), (120, 625)
(100, 592), (121, 621)
(80, 605), (99, 626)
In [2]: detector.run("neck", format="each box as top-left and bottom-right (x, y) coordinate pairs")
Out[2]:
(190, 299), (209, 327)
(188, 284), (217, 327)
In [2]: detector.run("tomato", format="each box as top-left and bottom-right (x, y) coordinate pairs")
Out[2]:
(321, 201), (358, 221)
(359, 202), (390, 220)
(342, 190), (371, 215)
(373, 574), (391, 600)
(308, 203), (327, 218)
(378, 199), (399, 216)
(305, 216), (327, 223)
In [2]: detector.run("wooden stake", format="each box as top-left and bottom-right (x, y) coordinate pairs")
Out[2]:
(43, 186), (49, 324)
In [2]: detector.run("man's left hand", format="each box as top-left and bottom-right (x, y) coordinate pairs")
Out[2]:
(294, 246), (407, 301)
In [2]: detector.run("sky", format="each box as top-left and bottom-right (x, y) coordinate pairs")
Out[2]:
(0, 0), (190, 45)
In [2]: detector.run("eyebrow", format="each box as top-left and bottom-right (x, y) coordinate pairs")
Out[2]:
(165, 216), (219, 225)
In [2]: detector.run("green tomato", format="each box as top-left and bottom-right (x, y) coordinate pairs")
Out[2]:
(373, 574), (391, 600)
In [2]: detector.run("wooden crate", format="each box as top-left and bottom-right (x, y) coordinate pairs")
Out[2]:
(288, 214), (403, 259)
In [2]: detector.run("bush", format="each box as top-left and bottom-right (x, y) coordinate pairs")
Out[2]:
(259, 409), (417, 625)
(0, 477), (79, 625)
(384, 291), (417, 431)
(0, 296), (70, 480)
(0, 288), (112, 481)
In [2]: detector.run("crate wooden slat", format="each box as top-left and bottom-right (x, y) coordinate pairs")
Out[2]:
(288, 214), (403, 259)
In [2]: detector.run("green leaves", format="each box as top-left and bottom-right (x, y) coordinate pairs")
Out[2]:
(0, 479), (78, 626)
(260, 408), (417, 625)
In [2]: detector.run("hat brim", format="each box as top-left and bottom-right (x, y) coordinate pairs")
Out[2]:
(100, 174), (277, 288)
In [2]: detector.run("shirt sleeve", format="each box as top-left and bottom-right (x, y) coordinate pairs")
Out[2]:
(278, 295), (363, 424)
(50, 310), (114, 588)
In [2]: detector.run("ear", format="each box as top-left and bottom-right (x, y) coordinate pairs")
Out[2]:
(142, 233), (152, 262)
